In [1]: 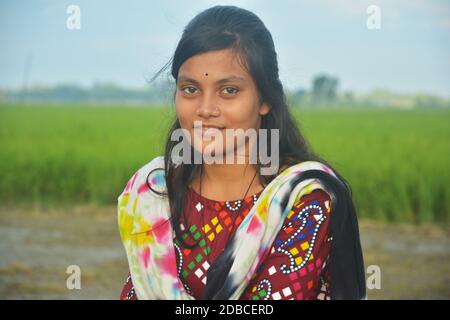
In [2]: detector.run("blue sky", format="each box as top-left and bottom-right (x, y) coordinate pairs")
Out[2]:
(1, 0), (449, 97)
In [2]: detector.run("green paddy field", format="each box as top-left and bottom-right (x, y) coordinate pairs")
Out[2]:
(1, 103), (449, 224)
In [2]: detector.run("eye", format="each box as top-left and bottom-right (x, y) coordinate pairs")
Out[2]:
(182, 86), (198, 94)
(221, 87), (239, 95)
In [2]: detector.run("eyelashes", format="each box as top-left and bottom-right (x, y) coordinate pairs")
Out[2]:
(180, 86), (240, 96)
(222, 87), (239, 95)
(182, 86), (197, 94)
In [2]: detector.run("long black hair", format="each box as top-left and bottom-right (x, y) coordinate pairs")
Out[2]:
(151, 5), (351, 249)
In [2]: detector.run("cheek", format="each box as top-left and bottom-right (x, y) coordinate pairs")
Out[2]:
(225, 103), (260, 129)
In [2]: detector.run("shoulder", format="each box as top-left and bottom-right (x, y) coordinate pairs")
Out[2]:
(290, 188), (332, 219)
(136, 155), (165, 178)
(117, 156), (165, 199)
(279, 160), (337, 179)
(278, 160), (337, 194)
(274, 160), (340, 220)
(117, 156), (168, 238)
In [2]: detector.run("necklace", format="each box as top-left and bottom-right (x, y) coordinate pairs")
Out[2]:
(197, 166), (258, 269)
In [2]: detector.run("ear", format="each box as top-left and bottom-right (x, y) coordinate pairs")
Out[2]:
(259, 102), (270, 116)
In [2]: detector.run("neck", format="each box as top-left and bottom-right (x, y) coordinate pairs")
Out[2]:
(194, 162), (263, 201)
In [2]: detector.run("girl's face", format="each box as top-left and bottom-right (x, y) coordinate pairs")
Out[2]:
(175, 48), (270, 159)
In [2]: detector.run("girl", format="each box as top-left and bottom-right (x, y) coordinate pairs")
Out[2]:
(118, 5), (366, 300)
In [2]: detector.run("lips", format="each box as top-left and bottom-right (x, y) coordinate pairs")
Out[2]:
(193, 124), (224, 130)
(193, 124), (225, 139)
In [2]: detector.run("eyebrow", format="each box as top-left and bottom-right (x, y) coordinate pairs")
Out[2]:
(177, 75), (246, 85)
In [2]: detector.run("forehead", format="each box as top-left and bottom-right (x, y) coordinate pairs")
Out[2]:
(178, 49), (250, 80)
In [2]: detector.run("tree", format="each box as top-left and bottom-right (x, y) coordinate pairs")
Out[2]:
(312, 74), (339, 105)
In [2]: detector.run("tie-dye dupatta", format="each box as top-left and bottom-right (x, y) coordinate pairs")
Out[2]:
(117, 156), (365, 300)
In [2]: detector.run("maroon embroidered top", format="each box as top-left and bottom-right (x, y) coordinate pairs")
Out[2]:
(120, 186), (332, 300)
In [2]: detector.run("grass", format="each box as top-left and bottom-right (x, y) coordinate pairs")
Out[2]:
(1, 103), (449, 224)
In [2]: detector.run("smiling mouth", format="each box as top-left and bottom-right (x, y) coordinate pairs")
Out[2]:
(193, 124), (224, 130)
(193, 125), (225, 139)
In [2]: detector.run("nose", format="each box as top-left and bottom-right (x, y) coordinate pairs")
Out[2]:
(196, 93), (220, 119)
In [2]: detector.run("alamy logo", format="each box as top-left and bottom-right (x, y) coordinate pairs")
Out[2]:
(66, 265), (81, 290)
(66, 5), (81, 30)
(170, 121), (280, 175)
